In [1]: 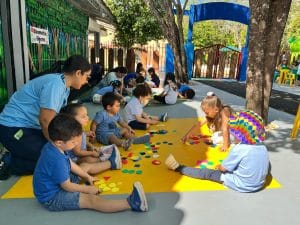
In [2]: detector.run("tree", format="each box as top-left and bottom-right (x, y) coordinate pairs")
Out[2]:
(143, 0), (188, 83)
(246, 0), (292, 121)
(106, 0), (162, 48)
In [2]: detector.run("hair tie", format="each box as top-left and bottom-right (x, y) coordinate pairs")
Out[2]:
(206, 91), (215, 97)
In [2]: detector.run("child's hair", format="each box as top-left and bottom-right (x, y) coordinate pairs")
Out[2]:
(110, 66), (127, 74)
(132, 83), (152, 98)
(164, 72), (176, 86)
(48, 114), (82, 142)
(136, 62), (144, 73)
(110, 80), (122, 91)
(135, 75), (145, 84)
(201, 92), (232, 131)
(184, 89), (195, 99)
(60, 103), (84, 117)
(102, 92), (121, 110)
(148, 67), (155, 74)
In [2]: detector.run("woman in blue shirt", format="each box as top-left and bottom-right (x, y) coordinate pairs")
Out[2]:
(0, 55), (91, 176)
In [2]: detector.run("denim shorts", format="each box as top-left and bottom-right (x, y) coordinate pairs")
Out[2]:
(97, 128), (122, 145)
(41, 173), (80, 211)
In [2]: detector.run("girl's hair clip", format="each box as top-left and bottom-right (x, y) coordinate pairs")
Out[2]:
(206, 91), (215, 97)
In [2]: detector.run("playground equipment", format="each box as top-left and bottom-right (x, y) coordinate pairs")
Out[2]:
(166, 2), (250, 81)
(291, 104), (300, 139)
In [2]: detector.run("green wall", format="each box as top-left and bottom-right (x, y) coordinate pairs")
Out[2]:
(26, 0), (89, 72)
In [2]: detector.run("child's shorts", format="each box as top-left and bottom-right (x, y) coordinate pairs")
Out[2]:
(41, 174), (80, 211)
(128, 120), (147, 130)
(97, 128), (122, 145)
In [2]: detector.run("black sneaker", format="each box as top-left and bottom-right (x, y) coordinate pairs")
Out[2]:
(160, 112), (168, 122)
(0, 152), (11, 180)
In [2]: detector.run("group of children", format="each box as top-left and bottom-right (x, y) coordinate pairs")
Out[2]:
(32, 67), (270, 214)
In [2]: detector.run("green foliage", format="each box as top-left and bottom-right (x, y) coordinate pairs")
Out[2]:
(106, 0), (162, 48)
(183, 17), (247, 48)
(283, 0), (300, 51)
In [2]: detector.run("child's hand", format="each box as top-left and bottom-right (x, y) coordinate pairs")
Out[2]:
(128, 127), (135, 135)
(220, 144), (229, 152)
(87, 175), (99, 186)
(181, 133), (190, 143)
(92, 151), (100, 157)
(89, 136), (96, 143)
(150, 119), (159, 125)
(86, 185), (100, 195)
(86, 131), (95, 139)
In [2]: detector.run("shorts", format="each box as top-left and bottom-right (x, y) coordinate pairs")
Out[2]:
(96, 128), (122, 145)
(128, 120), (147, 130)
(41, 174), (80, 211)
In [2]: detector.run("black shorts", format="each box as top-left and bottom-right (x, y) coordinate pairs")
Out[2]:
(128, 120), (147, 130)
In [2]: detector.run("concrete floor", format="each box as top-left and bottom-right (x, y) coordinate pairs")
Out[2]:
(0, 81), (299, 225)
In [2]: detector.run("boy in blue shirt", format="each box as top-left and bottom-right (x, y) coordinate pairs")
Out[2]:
(33, 114), (148, 212)
(91, 92), (150, 150)
(165, 110), (270, 193)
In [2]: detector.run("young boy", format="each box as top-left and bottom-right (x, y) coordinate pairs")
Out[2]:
(91, 92), (150, 150)
(166, 110), (269, 193)
(33, 114), (148, 212)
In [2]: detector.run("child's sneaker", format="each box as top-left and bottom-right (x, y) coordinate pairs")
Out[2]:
(165, 154), (179, 170)
(122, 139), (133, 151)
(132, 134), (150, 144)
(127, 181), (148, 212)
(108, 146), (122, 169)
(99, 145), (115, 161)
(0, 150), (11, 180)
(160, 112), (168, 122)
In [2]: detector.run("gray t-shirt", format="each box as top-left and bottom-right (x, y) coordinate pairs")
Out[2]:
(124, 97), (143, 123)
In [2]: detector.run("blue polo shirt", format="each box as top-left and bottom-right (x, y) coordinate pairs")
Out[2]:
(33, 142), (71, 203)
(0, 74), (70, 129)
(221, 144), (269, 192)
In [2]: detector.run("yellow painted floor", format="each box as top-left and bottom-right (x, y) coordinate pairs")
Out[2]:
(1, 118), (281, 199)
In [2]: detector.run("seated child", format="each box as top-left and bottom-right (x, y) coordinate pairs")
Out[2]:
(91, 92), (150, 150)
(33, 114), (148, 212)
(60, 103), (116, 163)
(181, 92), (232, 151)
(153, 72), (178, 104)
(124, 83), (168, 130)
(177, 83), (195, 99)
(148, 67), (160, 88)
(166, 110), (269, 193)
(93, 80), (123, 104)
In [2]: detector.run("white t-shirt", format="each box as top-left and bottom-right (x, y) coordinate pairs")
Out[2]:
(164, 82), (178, 104)
(124, 97), (143, 122)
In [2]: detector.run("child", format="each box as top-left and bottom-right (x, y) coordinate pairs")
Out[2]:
(166, 110), (269, 193)
(33, 114), (148, 212)
(181, 92), (232, 151)
(60, 103), (115, 163)
(153, 72), (178, 104)
(148, 67), (160, 88)
(91, 92), (151, 150)
(92, 80), (123, 104)
(177, 83), (195, 99)
(124, 83), (168, 130)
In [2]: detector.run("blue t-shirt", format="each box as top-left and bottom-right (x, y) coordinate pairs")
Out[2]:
(221, 144), (269, 192)
(33, 142), (71, 203)
(93, 110), (121, 137)
(0, 74), (70, 129)
(178, 84), (191, 94)
(67, 133), (87, 162)
(94, 86), (114, 96)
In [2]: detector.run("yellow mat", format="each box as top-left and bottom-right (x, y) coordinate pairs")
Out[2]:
(1, 118), (281, 199)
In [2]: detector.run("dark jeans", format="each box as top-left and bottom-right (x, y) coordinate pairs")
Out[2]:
(128, 120), (147, 130)
(153, 95), (166, 104)
(0, 124), (47, 175)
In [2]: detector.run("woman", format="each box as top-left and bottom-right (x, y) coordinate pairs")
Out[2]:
(0, 55), (91, 176)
